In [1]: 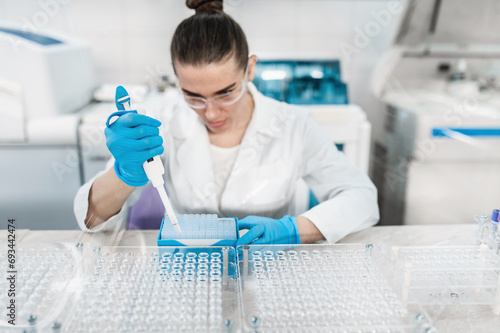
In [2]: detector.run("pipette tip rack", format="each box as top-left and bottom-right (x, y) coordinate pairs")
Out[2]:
(158, 214), (239, 247)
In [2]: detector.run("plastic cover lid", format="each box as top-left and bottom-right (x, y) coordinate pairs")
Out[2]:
(394, 0), (500, 48)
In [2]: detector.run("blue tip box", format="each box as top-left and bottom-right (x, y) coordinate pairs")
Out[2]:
(157, 214), (240, 247)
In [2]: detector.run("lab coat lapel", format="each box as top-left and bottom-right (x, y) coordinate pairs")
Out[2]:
(231, 83), (288, 176)
(223, 83), (290, 206)
(169, 105), (217, 209)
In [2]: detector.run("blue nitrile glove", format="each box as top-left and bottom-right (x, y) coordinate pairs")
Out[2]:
(236, 215), (301, 246)
(105, 112), (164, 186)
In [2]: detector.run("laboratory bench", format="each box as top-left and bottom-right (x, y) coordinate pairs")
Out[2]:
(8, 224), (478, 247)
(2, 224), (499, 333)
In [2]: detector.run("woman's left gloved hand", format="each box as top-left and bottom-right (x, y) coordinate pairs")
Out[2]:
(236, 215), (301, 246)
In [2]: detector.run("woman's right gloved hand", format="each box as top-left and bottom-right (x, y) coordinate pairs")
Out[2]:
(105, 112), (164, 187)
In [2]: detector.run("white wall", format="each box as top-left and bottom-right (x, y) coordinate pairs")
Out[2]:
(0, 0), (405, 139)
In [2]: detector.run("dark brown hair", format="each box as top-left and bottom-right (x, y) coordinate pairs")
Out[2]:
(171, 0), (249, 71)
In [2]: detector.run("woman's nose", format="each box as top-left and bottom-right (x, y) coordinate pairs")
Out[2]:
(204, 102), (220, 121)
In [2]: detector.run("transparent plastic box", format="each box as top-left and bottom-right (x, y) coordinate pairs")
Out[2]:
(0, 242), (445, 332)
(237, 243), (433, 332)
(60, 246), (241, 333)
(0, 242), (85, 332)
(390, 244), (500, 332)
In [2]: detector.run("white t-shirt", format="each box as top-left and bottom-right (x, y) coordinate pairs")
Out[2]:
(210, 144), (240, 208)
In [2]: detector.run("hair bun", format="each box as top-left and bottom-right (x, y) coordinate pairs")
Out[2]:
(186, 0), (223, 14)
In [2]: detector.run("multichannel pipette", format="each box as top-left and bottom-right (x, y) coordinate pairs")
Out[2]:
(113, 86), (181, 233)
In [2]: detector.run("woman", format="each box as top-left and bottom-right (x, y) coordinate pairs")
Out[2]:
(74, 0), (379, 245)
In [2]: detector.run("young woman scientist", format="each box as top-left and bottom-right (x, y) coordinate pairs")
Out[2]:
(74, 0), (379, 245)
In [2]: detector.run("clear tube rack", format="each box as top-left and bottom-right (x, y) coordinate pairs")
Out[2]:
(0, 242), (83, 331)
(1, 242), (438, 332)
(238, 244), (432, 332)
(391, 245), (500, 305)
(390, 244), (500, 332)
(61, 246), (240, 333)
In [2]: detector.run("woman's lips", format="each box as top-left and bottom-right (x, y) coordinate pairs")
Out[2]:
(208, 120), (226, 128)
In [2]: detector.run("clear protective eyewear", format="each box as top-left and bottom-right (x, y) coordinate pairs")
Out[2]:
(179, 63), (249, 110)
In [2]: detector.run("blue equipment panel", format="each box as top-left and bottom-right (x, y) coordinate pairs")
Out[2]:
(253, 60), (348, 105)
(0, 27), (63, 46)
(432, 127), (500, 138)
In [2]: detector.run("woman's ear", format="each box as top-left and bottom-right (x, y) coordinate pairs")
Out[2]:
(248, 55), (257, 82)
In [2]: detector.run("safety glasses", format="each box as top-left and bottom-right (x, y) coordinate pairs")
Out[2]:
(179, 62), (250, 110)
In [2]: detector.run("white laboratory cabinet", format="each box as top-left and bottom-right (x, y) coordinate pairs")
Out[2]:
(371, 0), (500, 225)
(0, 25), (96, 229)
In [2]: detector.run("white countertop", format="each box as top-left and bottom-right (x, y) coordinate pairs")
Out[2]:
(17, 224), (478, 248)
(9, 224), (499, 333)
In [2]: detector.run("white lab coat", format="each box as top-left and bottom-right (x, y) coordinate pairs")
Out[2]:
(74, 83), (379, 242)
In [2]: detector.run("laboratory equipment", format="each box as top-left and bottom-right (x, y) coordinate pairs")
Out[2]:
(158, 214), (239, 246)
(0, 243), (241, 333)
(0, 24), (96, 229)
(77, 88), (174, 231)
(78, 88), (170, 183)
(371, 0), (500, 225)
(489, 209), (500, 249)
(0, 242), (84, 330)
(390, 244), (500, 331)
(5, 227), (500, 332)
(109, 85), (181, 233)
(253, 59), (370, 173)
(0, 24), (96, 143)
(62, 246), (240, 333)
(238, 243), (433, 332)
(476, 212), (500, 254)
(253, 60), (348, 105)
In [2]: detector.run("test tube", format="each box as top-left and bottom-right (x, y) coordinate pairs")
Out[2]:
(199, 253), (209, 264)
(495, 230), (500, 255)
(391, 246), (399, 265)
(402, 263), (412, 306)
(197, 270), (209, 283)
(222, 248), (229, 288)
(489, 210), (500, 250)
(186, 252), (197, 264)
(475, 215), (489, 245)
(161, 253), (172, 263)
(174, 253), (184, 264)
(211, 270), (222, 283)
(185, 271), (196, 282)
(365, 243), (373, 257)
(243, 245), (249, 287)
(492, 274), (500, 315)
(475, 244), (488, 292)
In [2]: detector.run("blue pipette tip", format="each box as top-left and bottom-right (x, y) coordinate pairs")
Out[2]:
(115, 85), (130, 111)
